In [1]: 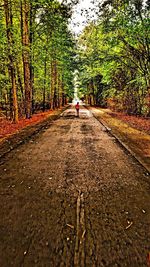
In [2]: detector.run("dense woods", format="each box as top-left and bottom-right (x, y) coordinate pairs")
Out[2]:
(0, 0), (77, 122)
(0, 0), (150, 123)
(77, 0), (150, 116)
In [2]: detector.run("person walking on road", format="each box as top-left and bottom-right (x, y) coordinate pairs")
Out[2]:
(75, 102), (80, 117)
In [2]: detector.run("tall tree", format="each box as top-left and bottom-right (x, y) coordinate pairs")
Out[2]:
(21, 0), (32, 119)
(3, 0), (18, 122)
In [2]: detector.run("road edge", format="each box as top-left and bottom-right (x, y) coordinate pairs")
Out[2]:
(87, 106), (150, 175)
(0, 106), (69, 162)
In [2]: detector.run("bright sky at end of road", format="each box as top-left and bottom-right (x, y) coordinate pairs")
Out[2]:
(58, 0), (99, 35)
(69, 0), (99, 35)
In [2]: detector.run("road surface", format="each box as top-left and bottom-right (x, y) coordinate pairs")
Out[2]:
(0, 105), (150, 267)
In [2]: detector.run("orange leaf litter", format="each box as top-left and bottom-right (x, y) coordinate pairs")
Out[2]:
(0, 110), (53, 140)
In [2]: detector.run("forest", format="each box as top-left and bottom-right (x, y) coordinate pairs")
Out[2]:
(77, 0), (150, 116)
(0, 0), (77, 123)
(0, 0), (150, 124)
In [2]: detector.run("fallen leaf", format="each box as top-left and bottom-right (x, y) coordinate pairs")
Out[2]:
(67, 224), (74, 229)
(126, 221), (133, 229)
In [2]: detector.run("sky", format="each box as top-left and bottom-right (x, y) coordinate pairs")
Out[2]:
(69, 0), (98, 35)
(64, 0), (148, 35)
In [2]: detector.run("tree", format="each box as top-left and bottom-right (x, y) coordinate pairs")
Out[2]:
(0, 0), (77, 120)
(77, 0), (150, 115)
(21, 0), (32, 119)
(3, 0), (18, 122)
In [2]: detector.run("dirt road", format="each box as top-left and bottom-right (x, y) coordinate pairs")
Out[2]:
(0, 105), (150, 267)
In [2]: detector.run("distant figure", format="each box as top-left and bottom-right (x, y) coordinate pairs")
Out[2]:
(75, 102), (79, 117)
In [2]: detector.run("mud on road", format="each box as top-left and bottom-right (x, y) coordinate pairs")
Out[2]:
(0, 105), (150, 267)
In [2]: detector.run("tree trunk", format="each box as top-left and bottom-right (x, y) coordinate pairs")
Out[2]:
(16, 63), (24, 102)
(21, 0), (32, 119)
(53, 60), (57, 109)
(30, 1), (35, 114)
(50, 61), (54, 109)
(43, 55), (47, 112)
(57, 72), (62, 108)
(4, 0), (18, 123)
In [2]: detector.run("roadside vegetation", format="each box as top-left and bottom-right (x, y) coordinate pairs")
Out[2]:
(77, 0), (150, 117)
(0, 0), (77, 123)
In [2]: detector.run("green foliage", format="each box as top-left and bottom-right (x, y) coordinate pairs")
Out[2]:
(77, 0), (150, 115)
(1, 0), (149, 117)
(0, 0), (77, 117)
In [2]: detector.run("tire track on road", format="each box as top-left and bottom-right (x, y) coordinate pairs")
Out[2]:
(74, 192), (86, 267)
